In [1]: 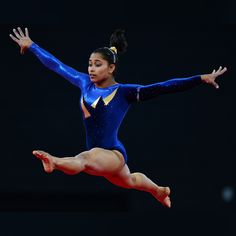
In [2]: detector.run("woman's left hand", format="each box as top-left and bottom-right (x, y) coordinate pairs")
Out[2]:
(201, 66), (227, 89)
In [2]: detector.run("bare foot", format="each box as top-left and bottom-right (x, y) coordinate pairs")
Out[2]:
(32, 150), (55, 173)
(153, 186), (171, 208)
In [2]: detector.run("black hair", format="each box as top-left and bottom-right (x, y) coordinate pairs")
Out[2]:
(93, 29), (128, 66)
(109, 28), (128, 55)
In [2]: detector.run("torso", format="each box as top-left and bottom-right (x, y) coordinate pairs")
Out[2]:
(79, 82), (130, 162)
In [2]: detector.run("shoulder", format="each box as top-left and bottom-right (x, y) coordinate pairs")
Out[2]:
(118, 83), (141, 103)
(119, 83), (141, 90)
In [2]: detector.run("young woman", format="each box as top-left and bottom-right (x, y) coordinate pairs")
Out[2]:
(10, 27), (227, 208)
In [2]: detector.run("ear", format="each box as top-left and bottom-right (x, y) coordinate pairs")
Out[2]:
(108, 64), (116, 74)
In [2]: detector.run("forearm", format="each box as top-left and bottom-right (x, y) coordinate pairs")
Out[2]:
(138, 75), (202, 101)
(29, 43), (64, 72)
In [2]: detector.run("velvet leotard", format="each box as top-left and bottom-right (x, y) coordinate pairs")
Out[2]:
(29, 43), (202, 162)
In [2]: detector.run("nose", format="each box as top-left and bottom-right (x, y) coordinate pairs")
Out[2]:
(89, 66), (95, 73)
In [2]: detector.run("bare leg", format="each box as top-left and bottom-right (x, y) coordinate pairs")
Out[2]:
(105, 164), (171, 208)
(32, 147), (125, 176)
(32, 150), (88, 175)
(33, 148), (171, 207)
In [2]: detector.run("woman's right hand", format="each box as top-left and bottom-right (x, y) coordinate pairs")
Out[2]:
(10, 27), (33, 55)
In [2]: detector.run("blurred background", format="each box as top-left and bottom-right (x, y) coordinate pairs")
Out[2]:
(1, 0), (235, 235)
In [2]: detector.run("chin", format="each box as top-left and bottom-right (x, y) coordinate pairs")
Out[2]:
(91, 78), (104, 83)
(90, 78), (96, 82)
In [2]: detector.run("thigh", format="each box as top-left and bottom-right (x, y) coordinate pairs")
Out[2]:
(83, 147), (125, 176)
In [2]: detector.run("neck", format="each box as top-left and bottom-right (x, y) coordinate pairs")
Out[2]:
(94, 78), (118, 88)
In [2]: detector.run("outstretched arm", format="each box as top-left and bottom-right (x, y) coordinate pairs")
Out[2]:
(9, 27), (90, 89)
(124, 67), (227, 103)
(137, 75), (202, 101)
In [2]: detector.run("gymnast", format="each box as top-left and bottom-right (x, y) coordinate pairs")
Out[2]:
(10, 27), (227, 208)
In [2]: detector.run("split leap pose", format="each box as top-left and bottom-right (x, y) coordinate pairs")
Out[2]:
(10, 27), (227, 208)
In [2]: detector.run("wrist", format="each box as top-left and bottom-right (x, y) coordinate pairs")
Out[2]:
(200, 74), (208, 82)
(27, 40), (34, 49)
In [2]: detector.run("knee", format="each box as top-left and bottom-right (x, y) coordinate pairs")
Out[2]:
(76, 149), (95, 160)
(123, 174), (141, 189)
(84, 148), (100, 161)
(76, 148), (98, 169)
(131, 172), (143, 187)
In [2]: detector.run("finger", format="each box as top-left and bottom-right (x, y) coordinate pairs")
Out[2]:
(13, 28), (21, 39)
(216, 66), (222, 73)
(25, 27), (29, 37)
(17, 27), (25, 37)
(212, 69), (216, 74)
(212, 81), (219, 89)
(218, 67), (227, 75)
(216, 67), (227, 77)
(20, 47), (25, 55)
(9, 33), (19, 43)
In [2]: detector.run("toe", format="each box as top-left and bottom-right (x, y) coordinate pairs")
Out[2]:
(163, 197), (171, 208)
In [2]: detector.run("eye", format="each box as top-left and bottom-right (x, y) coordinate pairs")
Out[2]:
(95, 63), (102, 67)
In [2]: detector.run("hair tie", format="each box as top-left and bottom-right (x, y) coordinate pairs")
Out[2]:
(109, 46), (117, 54)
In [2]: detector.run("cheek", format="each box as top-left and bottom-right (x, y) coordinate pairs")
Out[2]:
(98, 67), (109, 75)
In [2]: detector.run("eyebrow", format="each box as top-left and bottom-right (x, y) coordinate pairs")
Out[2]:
(89, 59), (102, 61)
(89, 59), (103, 62)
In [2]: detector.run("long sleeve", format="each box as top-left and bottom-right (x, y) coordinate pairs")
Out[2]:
(29, 43), (90, 89)
(122, 75), (202, 103)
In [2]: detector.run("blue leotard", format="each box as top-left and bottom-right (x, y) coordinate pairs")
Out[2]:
(29, 43), (202, 162)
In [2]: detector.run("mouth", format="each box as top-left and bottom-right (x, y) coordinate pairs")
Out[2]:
(90, 74), (96, 79)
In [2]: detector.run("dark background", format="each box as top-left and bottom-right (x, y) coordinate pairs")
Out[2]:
(0, 0), (235, 235)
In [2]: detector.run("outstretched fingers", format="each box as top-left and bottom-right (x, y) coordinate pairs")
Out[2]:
(210, 66), (227, 89)
(9, 27), (29, 43)
(216, 66), (222, 73)
(9, 33), (19, 43)
(217, 66), (227, 76)
(9, 28), (22, 44)
(212, 66), (227, 76)
(25, 27), (29, 37)
(12, 28), (21, 39)
(17, 27), (25, 37)
(212, 81), (219, 89)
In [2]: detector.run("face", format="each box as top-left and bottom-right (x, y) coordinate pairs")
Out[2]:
(88, 53), (115, 84)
